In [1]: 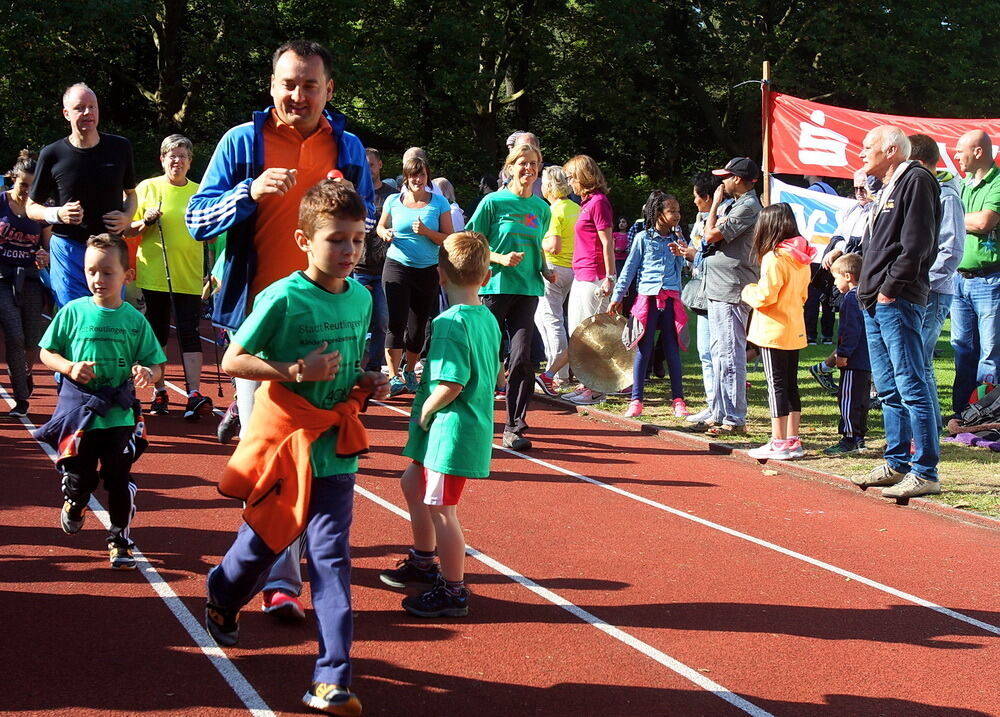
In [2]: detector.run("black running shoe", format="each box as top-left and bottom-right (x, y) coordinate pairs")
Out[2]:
(217, 401), (241, 445)
(183, 391), (214, 421)
(302, 682), (362, 716)
(8, 400), (29, 417)
(379, 558), (440, 589)
(149, 390), (169, 415)
(808, 363), (838, 395)
(205, 601), (240, 646)
(109, 543), (137, 570)
(60, 500), (86, 534)
(402, 579), (470, 618)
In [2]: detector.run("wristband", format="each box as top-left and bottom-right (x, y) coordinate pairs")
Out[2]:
(294, 359), (305, 383)
(44, 206), (61, 225)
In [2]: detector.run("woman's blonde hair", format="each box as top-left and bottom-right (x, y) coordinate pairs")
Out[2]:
(503, 143), (543, 174)
(541, 166), (572, 200)
(563, 154), (607, 196)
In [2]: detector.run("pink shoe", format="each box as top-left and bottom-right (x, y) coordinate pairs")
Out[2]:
(623, 400), (643, 418)
(262, 589), (306, 621)
(672, 398), (690, 417)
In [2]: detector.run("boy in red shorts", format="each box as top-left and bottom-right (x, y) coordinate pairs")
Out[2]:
(379, 231), (502, 617)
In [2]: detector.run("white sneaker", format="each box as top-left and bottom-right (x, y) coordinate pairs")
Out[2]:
(685, 408), (713, 423)
(747, 440), (792, 461)
(564, 387), (606, 405)
(786, 438), (805, 459)
(881, 473), (941, 499)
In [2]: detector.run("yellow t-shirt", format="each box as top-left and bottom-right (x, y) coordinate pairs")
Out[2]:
(133, 176), (203, 295)
(543, 198), (580, 268)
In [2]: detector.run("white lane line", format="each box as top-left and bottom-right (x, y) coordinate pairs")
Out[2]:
(1, 385), (274, 717)
(356, 484), (773, 717)
(371, 400), (1000, 638)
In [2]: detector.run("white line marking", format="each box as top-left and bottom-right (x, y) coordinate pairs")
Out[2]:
(1, 385), (274, 717)
(371, 400), (1000, 638)
(356, 484), (773, 717)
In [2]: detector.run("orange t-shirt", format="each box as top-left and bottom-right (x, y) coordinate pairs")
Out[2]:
(250, 110), (338, 302)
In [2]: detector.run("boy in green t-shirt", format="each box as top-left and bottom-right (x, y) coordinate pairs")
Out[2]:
(379, 231), (502, 618)
(38, 234), (166, 570)
(204, 181), (388, 717)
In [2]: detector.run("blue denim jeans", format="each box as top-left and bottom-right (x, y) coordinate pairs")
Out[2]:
(354, 272), (388, 371)
(919, 290), (952, 430)
(696, 314), (715, 408)
(707, 299), (749, 426)
(631, 297), (684, 401)
(950, 272), (1000, 413)
(864, 298), (939, 481)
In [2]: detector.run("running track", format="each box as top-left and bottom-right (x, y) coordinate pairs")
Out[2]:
(2, 346), (999, 716)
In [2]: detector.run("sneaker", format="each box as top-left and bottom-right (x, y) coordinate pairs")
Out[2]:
(379, 558), (440, 590)
(685, 408), (713, 424)
(822, 337), (834, 345)
(402, 578), (470, 618)
(881, 474), (942, 499)
(706, 423), (746, 436)
(851, 462), (906, 488)
(623, 399), (643, 418)
(217, 401), (241, 445)
(808, 363), (838, 394)
(183, 391), (214, 421)
(8, 400), (29, 417)
(563, 387), (605, 405)
(495, 385), (507, 400)
(672, 398), (690, 417)
(388, 376), (407, 397)
(747, 440), (792, 460)
(610, 385), (633, 397)
(109, 543), (137, 570)
(786, 438), (805, 459)
(302, 683), (362, 716)
(502, 431), (532, 451)
(149, 389), (169, 415)
(535, 372), (558, 396)
(262, 589), (306, 620)
(403, 370), (419, 393)
(205, 601), (240, 647)
(60, 500), (87, 534)
(824, 437), (866, 455)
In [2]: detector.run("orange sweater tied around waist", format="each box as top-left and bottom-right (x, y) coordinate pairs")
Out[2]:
(219, 381), (370, 552)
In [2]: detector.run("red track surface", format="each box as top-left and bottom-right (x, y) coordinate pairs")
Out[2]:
(2, 352), (999, 716)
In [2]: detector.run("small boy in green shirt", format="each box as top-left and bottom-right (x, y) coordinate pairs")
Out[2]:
(379, 231), (502, 617)
(37, 234), (166, 569)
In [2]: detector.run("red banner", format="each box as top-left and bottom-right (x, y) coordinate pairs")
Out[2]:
(767, 92), (1000, 179)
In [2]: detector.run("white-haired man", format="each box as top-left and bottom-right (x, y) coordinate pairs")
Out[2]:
(852, 126), (943, 499)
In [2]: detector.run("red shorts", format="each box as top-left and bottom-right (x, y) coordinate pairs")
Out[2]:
(414, 461), (467, 506)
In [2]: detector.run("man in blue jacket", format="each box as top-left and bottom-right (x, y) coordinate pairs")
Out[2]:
(186, 38), (374, 625)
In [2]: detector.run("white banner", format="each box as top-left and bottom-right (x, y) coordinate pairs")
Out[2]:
(769, 177), (855, 255)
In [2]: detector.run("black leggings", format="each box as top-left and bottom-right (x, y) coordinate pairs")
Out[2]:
(382, 258), (439, 355)
(0, 274), (46, 401)
(482, 293), (539, 436)
(760, 347), (801, 418)
(143, 289), (203, 354)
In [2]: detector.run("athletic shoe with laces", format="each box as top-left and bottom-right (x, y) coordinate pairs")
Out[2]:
(535, 372), (558, 396)
(302, 682), (362, 716)
(149, 389), (169, 415)
(8, 400), (29, 417)
(824, 437), (866, 455)
(205, 600), (240, 646)
(109, 543), (137, 570)
(217, 401), (240, 445)
(785, 438), (805, 459)
(402, 578), (470, 618)
(685, 408), (713, 424)
(563, 387), (605, 405)
(880, 473), (941, 499)
(262, 589), (306, 620)
(808, 362), (838, 395)
(183, 391), (214, 421)
(623, 399), (643, 418)
(388, 376), (407, 397)
(379, 557), (441, 589)
(851, 462), (906, 488)
(672, 398), (690, 417)
(403, 370), (419, 393)
(747, 440), (793, 460)
(501, 431), (532, 451)
(60, 500), (87, 534)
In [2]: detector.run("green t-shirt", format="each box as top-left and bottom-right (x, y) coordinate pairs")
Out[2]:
(467, 188), (551, 297)
(133, 176), (204, 295)
(403, 304), (501, 478)
(39, 297), (166, 430)
(959, 165), (1000, 270)
(233, 272), (371, 477)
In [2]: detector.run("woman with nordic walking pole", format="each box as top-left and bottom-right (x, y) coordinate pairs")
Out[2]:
(126, 134), (215, 420)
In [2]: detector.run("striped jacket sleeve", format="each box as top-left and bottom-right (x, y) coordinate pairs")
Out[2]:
(185, 126), (258, 241)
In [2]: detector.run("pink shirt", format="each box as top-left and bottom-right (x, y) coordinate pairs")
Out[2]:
(572, 193), (613, 281)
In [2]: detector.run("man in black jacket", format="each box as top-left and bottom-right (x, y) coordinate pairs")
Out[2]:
(851, 126), (943, 500)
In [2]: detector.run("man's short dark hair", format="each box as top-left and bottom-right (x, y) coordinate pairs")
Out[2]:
(907, 134), (940, 166)
(365, 148), (381, 159)
(87, 233), (130, 271)
(298, 180), (366, 236)
(272, 40), (333, 79)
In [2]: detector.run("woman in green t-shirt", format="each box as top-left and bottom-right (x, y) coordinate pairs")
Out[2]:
(466, 143), (551, 451)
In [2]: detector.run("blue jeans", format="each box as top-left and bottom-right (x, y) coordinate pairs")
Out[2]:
(707, 300), (749, 425)
(631, 297), (684, 402)
(354, 272), (388, 371)
(697, 314), (715, 408)
(208, 473), (356, 685)
(49, 235), (90, 308)
(864, 298), (939, 481)
(950, 272), (1000, 413)
(919, 290), (952, 430)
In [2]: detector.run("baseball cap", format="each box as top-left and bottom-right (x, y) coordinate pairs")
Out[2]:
(712, 157), (760, 181)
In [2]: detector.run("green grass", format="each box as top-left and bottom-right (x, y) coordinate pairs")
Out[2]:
(593, 318), (1000, 519)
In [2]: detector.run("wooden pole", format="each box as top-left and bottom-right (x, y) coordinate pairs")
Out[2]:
(761, 60), (772, 206)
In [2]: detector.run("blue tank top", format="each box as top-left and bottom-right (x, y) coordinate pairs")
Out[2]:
(0, 191), (44, 270)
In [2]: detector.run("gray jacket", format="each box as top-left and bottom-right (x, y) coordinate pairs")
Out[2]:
(929, 173), (965, 295)
(703, 190), (762, 304)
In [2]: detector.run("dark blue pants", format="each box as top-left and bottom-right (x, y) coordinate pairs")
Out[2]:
(632, 297), (684, 401)
(208, 473), (356, 685)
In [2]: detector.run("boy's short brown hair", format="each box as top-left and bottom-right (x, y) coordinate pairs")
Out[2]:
(298, 179), (367, 236)
(439, 231), (490, 286)
(86, 233), (130, 271)
(832, 252), (862, 281)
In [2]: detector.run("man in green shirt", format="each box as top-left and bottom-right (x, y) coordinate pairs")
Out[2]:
(950, 130), (1000, 412)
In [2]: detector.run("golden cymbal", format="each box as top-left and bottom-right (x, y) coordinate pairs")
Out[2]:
(568, 313), (634, 394)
